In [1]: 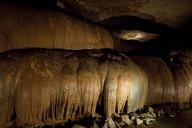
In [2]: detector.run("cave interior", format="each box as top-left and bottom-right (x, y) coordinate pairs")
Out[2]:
(0, 0), (192, 128)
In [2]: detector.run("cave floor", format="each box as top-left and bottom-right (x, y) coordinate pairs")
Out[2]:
(27, 109), (192, 128)
(130, 109), (192, 128)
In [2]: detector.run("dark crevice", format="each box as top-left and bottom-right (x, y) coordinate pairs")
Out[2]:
(10, 108), (17, 121)
(101, 15), (192, 48)
(9, 108), (17, 128)
(101, 15), (172, 34)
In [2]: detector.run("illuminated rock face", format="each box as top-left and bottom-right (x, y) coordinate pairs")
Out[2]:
(0, 49), (192, 127)
(0, 50), (148, 127)
(113, 30), (159, 42)
(0, 1), (191, 127)
(0, 4), (114, 53)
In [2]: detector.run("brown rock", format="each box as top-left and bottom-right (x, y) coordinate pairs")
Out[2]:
(0, 4), (114, 53)
(121, 115), (131, 126)
(103, 118), (117, 128)
(136, 118), (143, 125)
(61, 0), (192, 28)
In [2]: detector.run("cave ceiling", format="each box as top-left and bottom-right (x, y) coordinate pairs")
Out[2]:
(3, 0), (192, 29)
(59, 0), (192, 29)
(56, 0), (192, 54)
(43, 0), (192, 44)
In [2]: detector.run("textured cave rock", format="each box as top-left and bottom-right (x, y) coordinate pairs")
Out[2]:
(0, 49), (148, 127)
(0, 1), (192, 127)
(132, 56), (175, 105)
(0, 49), (192, 127)
(0, 3), (114, 53)
(169, 49), (192, 108)
(59, 0), (192, 28)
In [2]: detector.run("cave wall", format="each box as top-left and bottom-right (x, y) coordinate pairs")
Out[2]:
(132, 56), (175, 106)
(169, 49), (192, 108)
